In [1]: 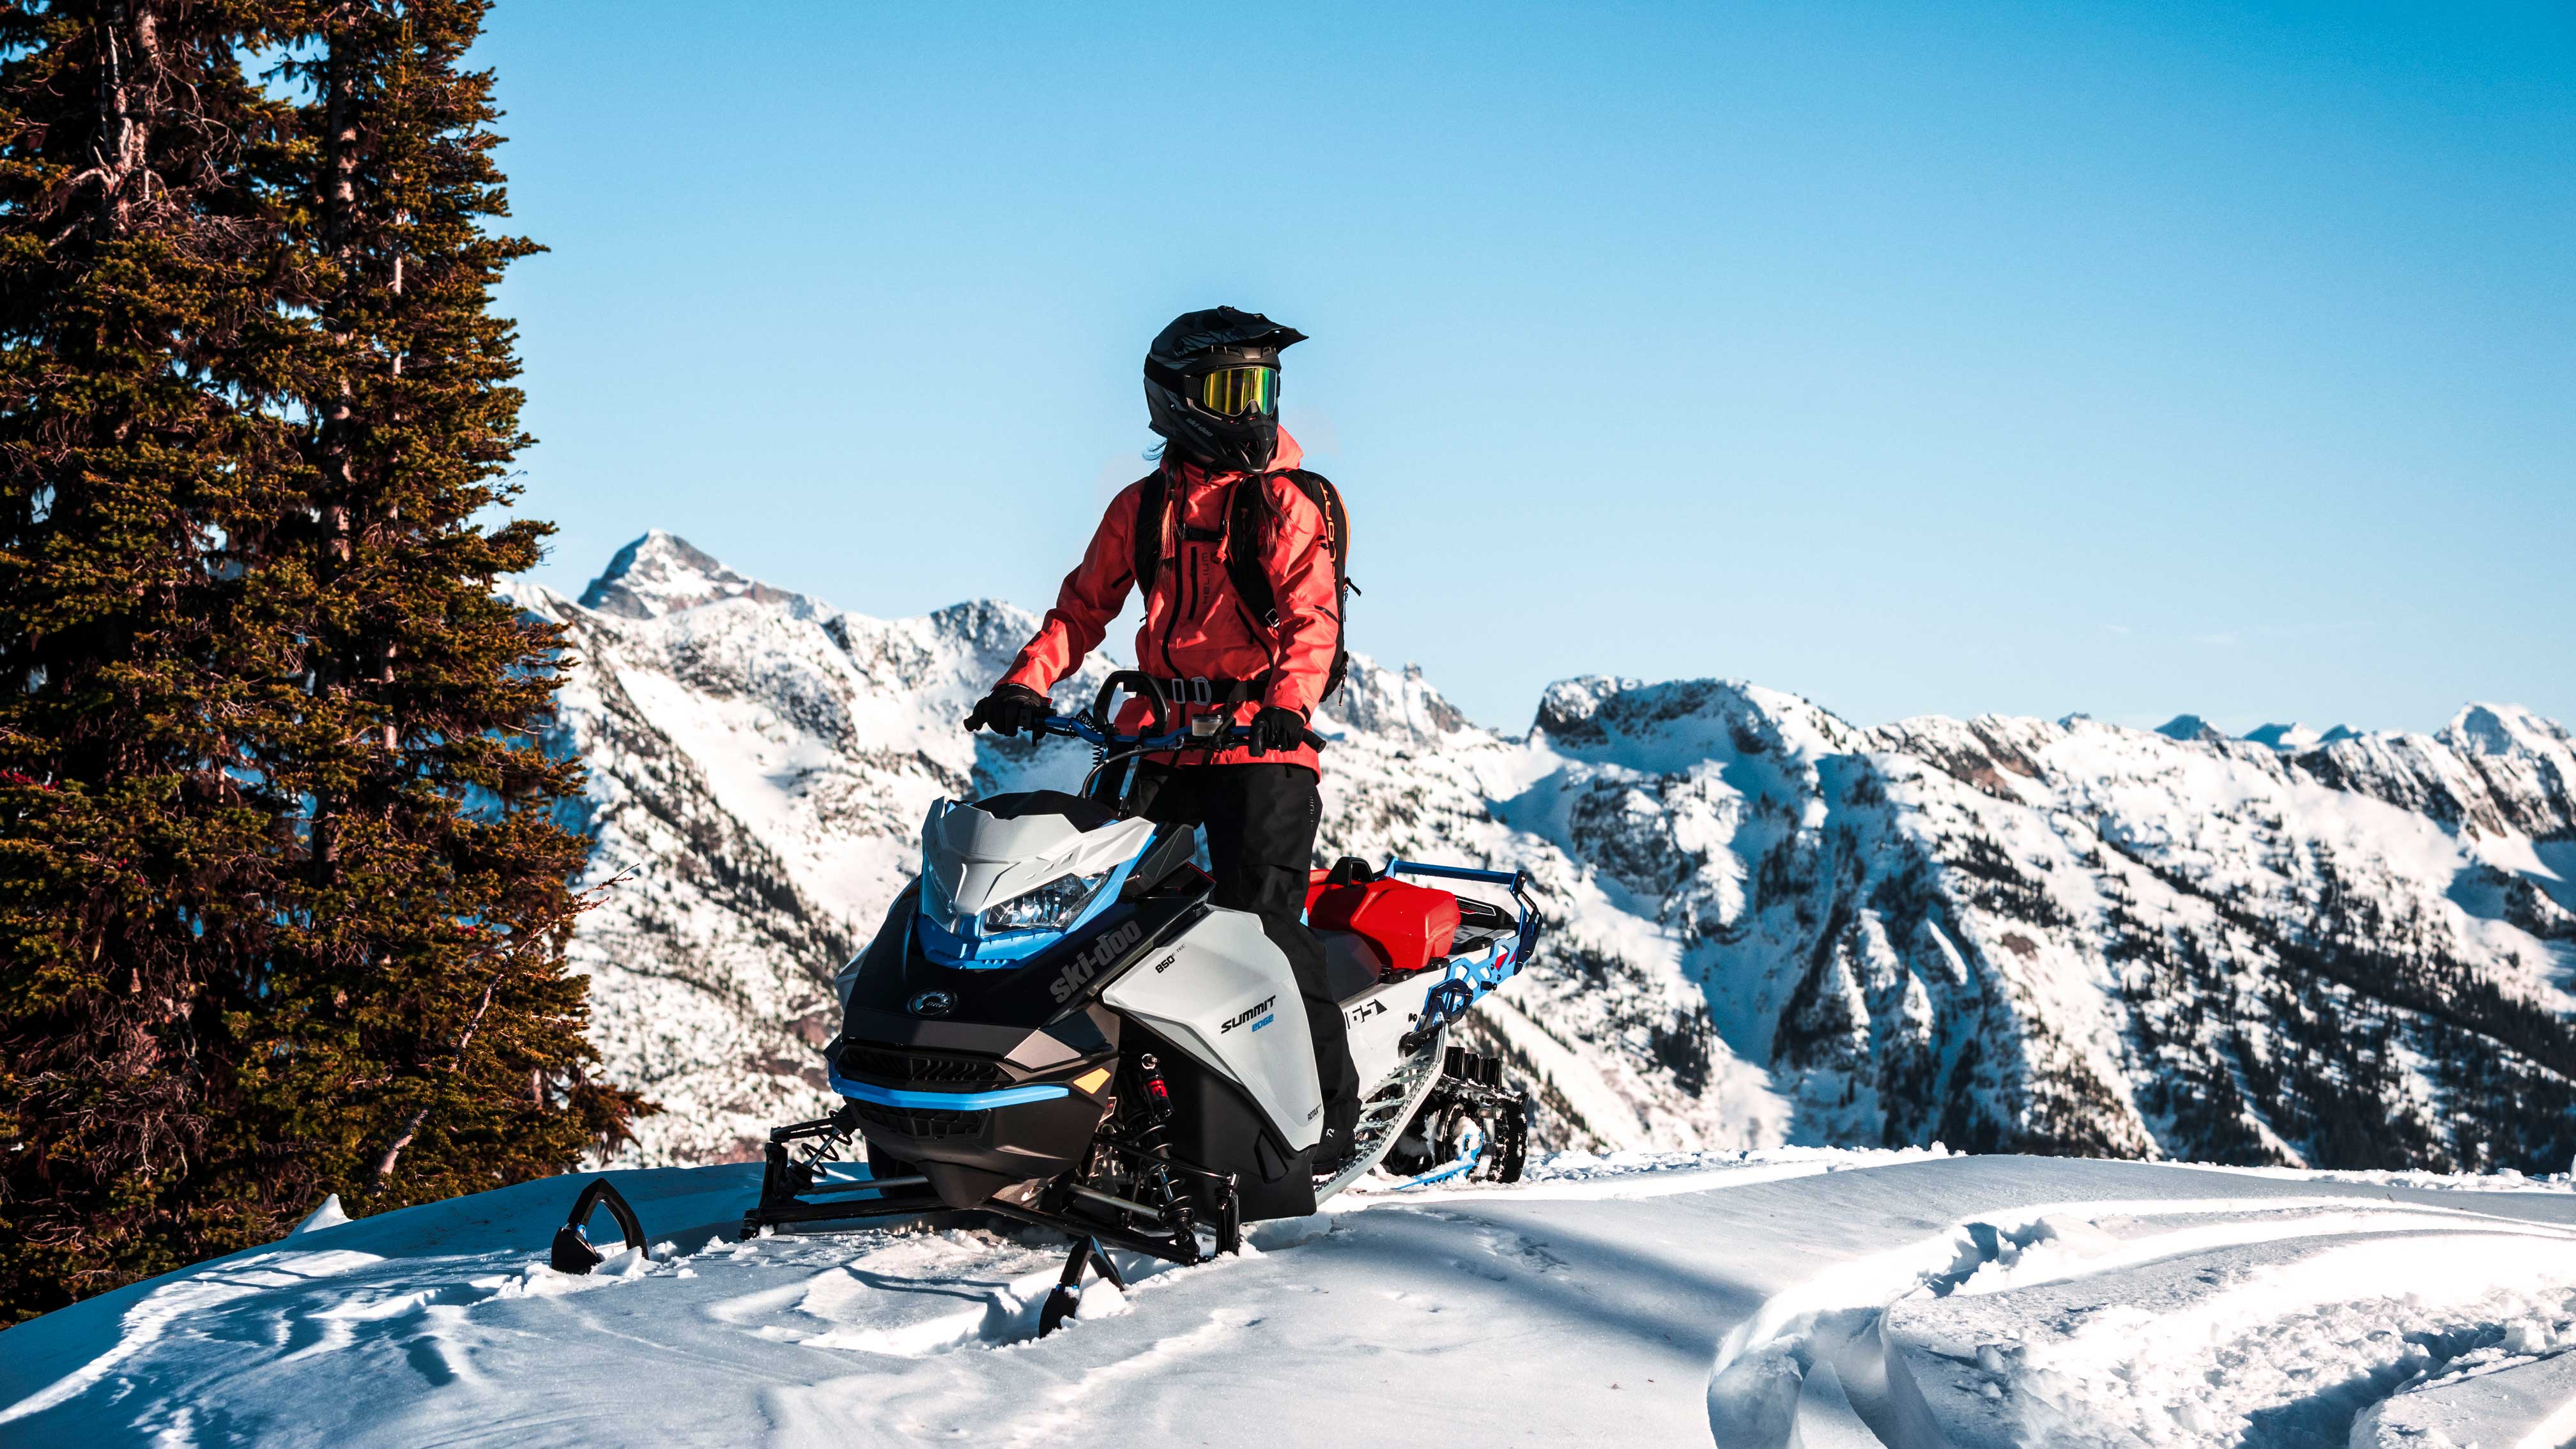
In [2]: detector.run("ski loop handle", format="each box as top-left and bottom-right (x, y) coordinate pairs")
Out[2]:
(551, 1176), (650, 1275)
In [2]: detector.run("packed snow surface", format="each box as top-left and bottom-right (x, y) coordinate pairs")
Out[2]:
(6, 1154), (2574, 1446)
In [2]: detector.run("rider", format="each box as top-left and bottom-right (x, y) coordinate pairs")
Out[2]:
(963, 307), (1361, 1170)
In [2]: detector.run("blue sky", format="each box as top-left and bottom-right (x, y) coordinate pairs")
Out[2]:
(484, 2), (2572, 735)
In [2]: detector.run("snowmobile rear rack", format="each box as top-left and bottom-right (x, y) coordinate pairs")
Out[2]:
(1383, 859), (1543, 1055)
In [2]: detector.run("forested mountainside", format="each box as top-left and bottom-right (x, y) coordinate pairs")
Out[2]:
(518, 533), (2576, 1173)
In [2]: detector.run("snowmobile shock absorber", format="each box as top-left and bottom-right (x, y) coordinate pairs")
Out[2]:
(1127, 1054), (1193, 1239)
(756, 1104), (863, 1209)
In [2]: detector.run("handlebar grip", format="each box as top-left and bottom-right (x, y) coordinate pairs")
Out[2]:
(1302, 728), (1327, 750)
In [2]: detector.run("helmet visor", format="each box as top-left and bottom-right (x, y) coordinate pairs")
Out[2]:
(1197, 365), (1279, 418)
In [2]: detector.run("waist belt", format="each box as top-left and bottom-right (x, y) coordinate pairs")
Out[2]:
(1152, 675), (1269, 707)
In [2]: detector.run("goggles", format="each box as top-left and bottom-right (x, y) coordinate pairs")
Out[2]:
(1196, 365), (1279, 418)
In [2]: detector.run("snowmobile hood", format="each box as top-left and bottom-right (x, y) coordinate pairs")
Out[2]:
(917, 794), (1158, 951)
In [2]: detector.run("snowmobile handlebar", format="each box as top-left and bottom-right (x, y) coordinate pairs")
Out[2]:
(1052, 669), (1326, 752)
(1036, 712), (1326, 754)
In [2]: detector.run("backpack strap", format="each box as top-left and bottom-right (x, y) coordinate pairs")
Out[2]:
(1225, 473), (1282, 629)
(1287, 468), (1351, 592)
(1129, 462), (1170, 598)
(1227, 470), (1349, 626)
(1223, 469), (1354, 703)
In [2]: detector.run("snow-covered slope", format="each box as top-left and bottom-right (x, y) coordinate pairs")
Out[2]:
(521, 534), (2576, 1175)
(5, 1153), (2573, 1446)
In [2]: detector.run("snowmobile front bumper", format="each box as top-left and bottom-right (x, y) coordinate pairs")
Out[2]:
(738, 1105), (1241, 1267)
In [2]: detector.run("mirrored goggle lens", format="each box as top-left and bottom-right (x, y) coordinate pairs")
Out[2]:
(1198, 366), (1278, 418)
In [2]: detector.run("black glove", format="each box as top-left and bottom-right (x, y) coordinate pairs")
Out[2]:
(1247, 705), (1308, 757)
(963, 684), (1050, 738)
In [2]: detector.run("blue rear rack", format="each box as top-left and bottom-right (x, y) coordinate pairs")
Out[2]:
(1380, 857), (1544, 1049)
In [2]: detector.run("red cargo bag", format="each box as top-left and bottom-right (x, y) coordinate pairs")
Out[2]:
(1304, 873), (1460, 974)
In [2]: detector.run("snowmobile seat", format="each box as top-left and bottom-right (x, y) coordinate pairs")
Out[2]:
(1305, 873), (1460, 976)
(1315, 929), (1386, 1003)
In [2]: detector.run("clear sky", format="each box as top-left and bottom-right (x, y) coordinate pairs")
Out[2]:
(482, 1), (2572, 737)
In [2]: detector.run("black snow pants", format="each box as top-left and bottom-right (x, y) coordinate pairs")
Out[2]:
(1126, 761), (1362, 1160)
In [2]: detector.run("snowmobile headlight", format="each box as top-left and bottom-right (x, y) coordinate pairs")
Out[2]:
(981, 872), (1108, 933)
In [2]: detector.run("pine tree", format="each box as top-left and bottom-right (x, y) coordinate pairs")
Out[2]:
(0, 1), (641, 1322)
(260, 0), (645, 1216)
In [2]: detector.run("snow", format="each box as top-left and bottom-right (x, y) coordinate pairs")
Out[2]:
(8, 1154), (2576, 1446)
(290, 1193), (350, 1235)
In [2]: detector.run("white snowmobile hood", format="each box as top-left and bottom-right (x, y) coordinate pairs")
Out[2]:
(916, 797), (1157, 936)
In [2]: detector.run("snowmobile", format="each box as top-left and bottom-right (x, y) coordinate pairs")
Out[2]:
(698, 672), (1538, 1326)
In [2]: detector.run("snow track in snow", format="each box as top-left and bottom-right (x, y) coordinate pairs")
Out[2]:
(1710, 1195), (2576, 1447)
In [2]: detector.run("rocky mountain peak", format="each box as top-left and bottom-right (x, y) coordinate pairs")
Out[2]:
(2242, 721), (2357, 751)
(578, 530), (826, 622)
(2154, 714), (2225, 744)
(2445, 702), (2572, 759)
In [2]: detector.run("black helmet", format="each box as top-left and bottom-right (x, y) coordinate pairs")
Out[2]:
(1143, 307), (1307, 472)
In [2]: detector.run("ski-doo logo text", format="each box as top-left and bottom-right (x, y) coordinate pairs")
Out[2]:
(1220, 995), (1276, 1034)
(1048, 922), (1144, 1003)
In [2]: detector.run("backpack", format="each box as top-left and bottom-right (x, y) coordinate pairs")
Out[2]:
(1130, 461), (1354, 702)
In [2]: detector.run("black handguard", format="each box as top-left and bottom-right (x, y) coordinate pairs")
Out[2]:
(1247, 705), (1309, 757)
(965, 684), (1049, 737)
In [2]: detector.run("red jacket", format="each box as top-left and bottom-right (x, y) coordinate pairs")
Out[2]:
(1000, 429), (1336, 771)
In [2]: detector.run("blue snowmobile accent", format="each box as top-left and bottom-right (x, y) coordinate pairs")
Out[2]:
(825, 1078), (1072, 1111)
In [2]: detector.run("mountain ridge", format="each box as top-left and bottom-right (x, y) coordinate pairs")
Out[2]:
(521, 533), (2576, 1174)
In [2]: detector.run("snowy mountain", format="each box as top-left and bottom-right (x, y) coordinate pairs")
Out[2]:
(519, 533), (2576, 1176)
(7, 1151), (2576, 1446)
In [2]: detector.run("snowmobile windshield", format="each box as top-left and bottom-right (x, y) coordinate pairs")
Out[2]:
(1197, 365), (1278, 418)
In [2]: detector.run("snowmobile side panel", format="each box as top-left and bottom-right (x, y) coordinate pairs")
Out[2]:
(1128, 1022), (1317, 1222)
(1338, 972), (1434, 1093)
(1103, 906), (1325, 1152)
